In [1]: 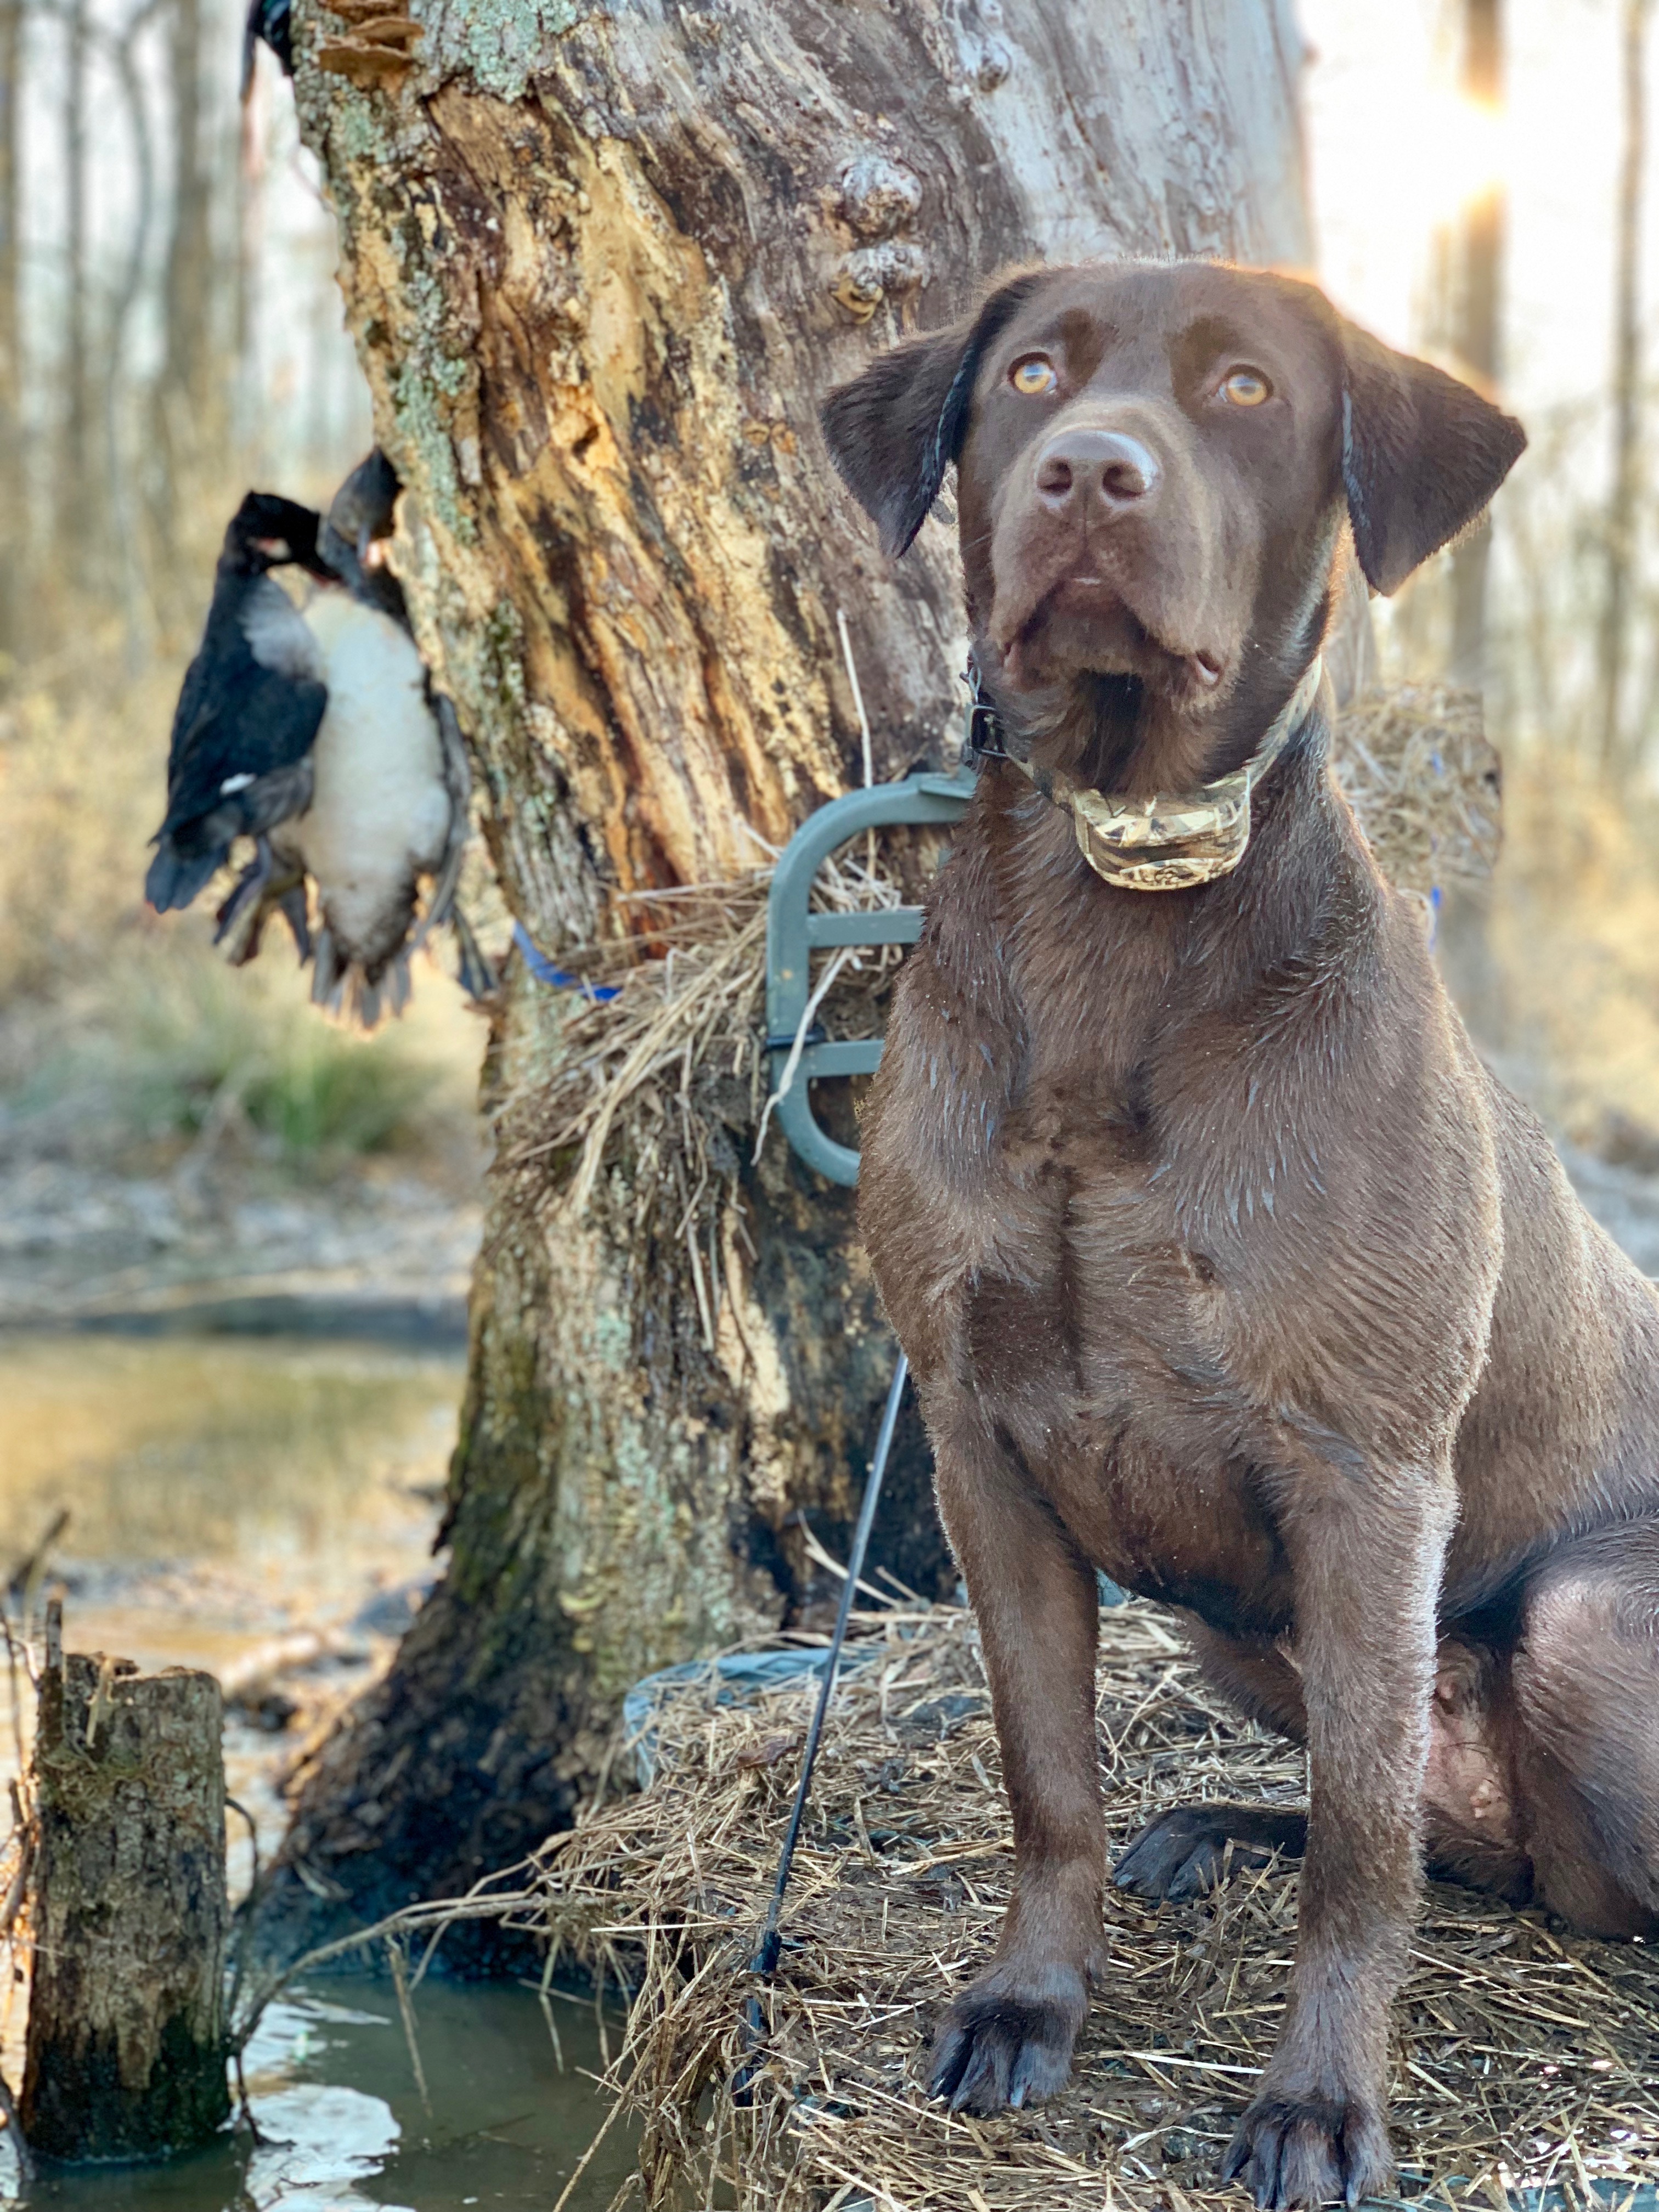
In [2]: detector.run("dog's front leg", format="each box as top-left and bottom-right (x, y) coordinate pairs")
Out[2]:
(925, 1408), (1105, 2114)
(1224, 1452), (1456, 2210)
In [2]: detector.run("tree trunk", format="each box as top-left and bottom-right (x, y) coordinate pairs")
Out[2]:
(55, 0), (93, 585)
(150, 0), (221, 595)
(22, 1642), (230, 2159)
(1441, 0), (1507, 1044)
(261, 0), (1313, 1963)
(1600, 0), (1649, 774)
(1447, 0), (1504, 692)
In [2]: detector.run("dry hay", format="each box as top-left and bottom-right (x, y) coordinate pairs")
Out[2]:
(530, 1599), (1659, 2212)
(514, 684), (1503, 1249)
(1332, 683), (1502, 909)
(512, 833), (912, 1221)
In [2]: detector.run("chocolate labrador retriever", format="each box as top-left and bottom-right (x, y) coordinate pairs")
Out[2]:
(821, 258), (1659, 2209)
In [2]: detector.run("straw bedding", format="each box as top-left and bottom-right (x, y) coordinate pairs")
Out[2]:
(1331, 684), (1502, 908)
(533, 1599), (1659, 2211)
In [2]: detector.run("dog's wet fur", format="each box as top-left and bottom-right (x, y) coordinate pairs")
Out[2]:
(822, 259), (1659, 2210)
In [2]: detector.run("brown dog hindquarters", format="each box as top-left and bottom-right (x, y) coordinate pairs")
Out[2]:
(821, 258), (1659, 2211)
(1126, 1515), (1659, 1942)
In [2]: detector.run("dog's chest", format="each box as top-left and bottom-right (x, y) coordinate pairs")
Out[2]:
(961, 1074), (1248, 1418)
(882, 927), (1314, 1632)
(954, 1122), (1300, 1634)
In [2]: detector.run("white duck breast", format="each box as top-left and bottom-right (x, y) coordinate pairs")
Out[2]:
(287, 589), (452, 980)
(241, 575), (326, 682)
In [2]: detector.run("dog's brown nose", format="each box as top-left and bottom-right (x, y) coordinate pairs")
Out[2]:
(1034, 428), (1160, 510)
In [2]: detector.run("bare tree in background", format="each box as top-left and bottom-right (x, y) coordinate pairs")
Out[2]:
(1600, 0), (1650, 773)
(1432, 0), (1509, 1043)
(1448, 0), (1504, 687)
(151, 0), (221, 582)
(55, 0), (94, 580)
(0, 0), (380, 661)
(1392, 0), (1508, 693)
(0, 0), (21, 659)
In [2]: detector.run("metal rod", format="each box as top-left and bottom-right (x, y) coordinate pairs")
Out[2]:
(748, 1349), (909, 1992)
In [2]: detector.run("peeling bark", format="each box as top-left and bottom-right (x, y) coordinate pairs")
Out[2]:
(261, 0), (1313, 1961)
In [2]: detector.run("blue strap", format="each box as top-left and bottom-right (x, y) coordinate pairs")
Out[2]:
(512, 922), (622, 1003)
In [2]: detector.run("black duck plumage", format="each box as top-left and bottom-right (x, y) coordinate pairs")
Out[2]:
(241, 0), (292, 93)
(145, 494), (332, 916)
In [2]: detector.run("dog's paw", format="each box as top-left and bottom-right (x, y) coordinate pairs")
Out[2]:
(1113, 1805), (1296, 1902)
(1220, 2092), (1394, 2209)
(925, 1960), (1088, 2114)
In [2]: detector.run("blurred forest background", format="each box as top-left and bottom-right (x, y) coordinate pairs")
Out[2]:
(0, 0), (482, 1332)
(7, 0), (1659, 1297)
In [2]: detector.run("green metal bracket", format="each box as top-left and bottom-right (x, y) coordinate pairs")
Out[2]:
(764, 768), (975, 1186)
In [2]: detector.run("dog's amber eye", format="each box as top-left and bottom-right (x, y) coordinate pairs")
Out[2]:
(1221, 368), (1272, 407)
(1010, 357), (1058, 397)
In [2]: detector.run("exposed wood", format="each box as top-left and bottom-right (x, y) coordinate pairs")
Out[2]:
(22, 1644), (230, 2160)
(261, 0), (1314, 1956)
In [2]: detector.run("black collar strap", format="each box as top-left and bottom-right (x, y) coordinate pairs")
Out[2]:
(961, 655), (1326, 892)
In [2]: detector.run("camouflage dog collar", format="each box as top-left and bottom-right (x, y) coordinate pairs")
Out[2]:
(967, 655), (1325, 893)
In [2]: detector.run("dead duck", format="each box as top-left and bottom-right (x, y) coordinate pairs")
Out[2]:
(270, 450), (490, 1026)
(144, 492), (332, 957)
(149, 457), (491, 1026)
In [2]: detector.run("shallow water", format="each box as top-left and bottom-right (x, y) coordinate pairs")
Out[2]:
(1, 1976), (631, 2211)
(0, 1330), (461, 1586)
(0, 1331), (627, 2208)
(0, 1329), (465, 1887)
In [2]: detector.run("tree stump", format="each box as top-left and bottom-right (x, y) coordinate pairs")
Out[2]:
(21, 1643), (230, 2161)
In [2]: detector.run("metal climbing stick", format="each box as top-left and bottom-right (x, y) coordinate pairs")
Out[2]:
(763, 767), (973, 1186)
(741, 767), (974, 2058)
(748, 1348), (910, 1987)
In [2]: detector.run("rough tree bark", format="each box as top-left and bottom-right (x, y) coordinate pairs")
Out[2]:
(261, 0), (1313, 1963)
(22, 1645), (229, 2159)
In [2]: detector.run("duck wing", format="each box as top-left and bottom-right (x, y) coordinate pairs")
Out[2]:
(146, 577), (329, 910)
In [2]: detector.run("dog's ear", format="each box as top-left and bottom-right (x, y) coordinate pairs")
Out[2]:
(821, 272), (1047, 558)
(1339, 321), (1526, 595)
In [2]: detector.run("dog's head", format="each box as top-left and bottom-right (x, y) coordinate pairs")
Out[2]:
(822, 261), (1525, 789)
